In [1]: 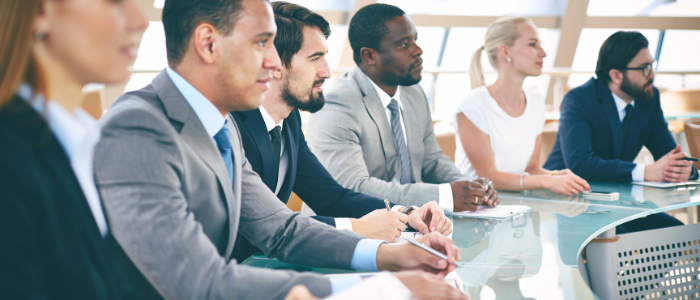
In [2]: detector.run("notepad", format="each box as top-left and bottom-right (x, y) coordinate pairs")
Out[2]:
(631, 181), (700, 189)
(447, 205), (531, 219)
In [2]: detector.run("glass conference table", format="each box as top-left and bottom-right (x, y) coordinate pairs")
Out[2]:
(242, 182), (700, 300)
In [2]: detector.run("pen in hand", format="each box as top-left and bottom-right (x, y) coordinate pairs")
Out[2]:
(405, 238), (465, 267)
(384, 199), (391, 211)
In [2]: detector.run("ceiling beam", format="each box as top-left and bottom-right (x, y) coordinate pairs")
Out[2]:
(584, 17), (700, 30)
(407, 15), (560, 28)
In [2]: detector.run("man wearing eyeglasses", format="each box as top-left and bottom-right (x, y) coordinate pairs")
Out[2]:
(545, 31), (698, 233)
(545, 31), (698, 184)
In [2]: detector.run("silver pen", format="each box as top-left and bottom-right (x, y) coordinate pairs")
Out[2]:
(405, 238), (466, 267)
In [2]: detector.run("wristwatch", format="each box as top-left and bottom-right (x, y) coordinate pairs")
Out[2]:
(402, 206), (419, 215)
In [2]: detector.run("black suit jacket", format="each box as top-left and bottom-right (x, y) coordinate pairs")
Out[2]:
(545, 78), (698, 181)
(0, 97), (131, 299)
(230, 108), (389, 261)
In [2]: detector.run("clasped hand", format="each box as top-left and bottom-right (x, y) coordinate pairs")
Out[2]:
(352, 201), (452, 242)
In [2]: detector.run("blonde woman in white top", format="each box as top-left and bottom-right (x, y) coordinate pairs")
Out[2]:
(454, 16), (590, 195)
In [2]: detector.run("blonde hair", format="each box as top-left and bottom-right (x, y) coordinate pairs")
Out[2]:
(0, 0), (44, 108)
(469, 16), (535, 89)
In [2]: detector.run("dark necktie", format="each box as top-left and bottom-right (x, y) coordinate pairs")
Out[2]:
(387, 99), (412, 184)
(213, 124), (233, 185)
(269, 125), (282, 190)
(621, 104), (634, 145)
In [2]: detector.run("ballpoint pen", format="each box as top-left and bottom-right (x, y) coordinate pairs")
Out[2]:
(405, 238), (466, 267)
(384, 199), (391, 211)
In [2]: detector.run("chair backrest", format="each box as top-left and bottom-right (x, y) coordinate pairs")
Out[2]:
(435, 133), (456, 162)
(684, 122), (700, 170)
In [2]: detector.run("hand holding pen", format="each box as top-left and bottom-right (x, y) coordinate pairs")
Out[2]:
(478, 177), (499, 207)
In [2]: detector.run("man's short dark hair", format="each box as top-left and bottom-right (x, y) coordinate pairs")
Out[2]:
(595, 31), (650, 83)
(348, 3), (406, 65)
(272, 1), (330, 68)
(163, 0), (268, 66)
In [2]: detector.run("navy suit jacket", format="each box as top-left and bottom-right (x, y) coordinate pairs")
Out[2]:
(230, 108), (389, 261)
(545, 78), (698, 182)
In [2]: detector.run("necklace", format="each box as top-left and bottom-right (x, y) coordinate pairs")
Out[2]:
(496, 89), (525, 117)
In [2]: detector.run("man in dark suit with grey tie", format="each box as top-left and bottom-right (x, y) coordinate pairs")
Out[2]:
(230, 1), (454, 262)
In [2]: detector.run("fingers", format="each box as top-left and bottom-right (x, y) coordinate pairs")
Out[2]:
(284, 285), (318, 300)
(576, 176), (591, 191)
(397, 212), (410, 224)
(665, 170), (690, 182)
(667, 145), (682, 156)
(669, 159), (693, 167)
(439, 218), (452, 234)
(567, 180), (586, 194)
(411, 216), (430, 235)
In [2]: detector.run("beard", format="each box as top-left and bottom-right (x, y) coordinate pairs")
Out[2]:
(620, 74), (654, 101)
(281, 78), (326, 113)
(380, 57), (423, 86)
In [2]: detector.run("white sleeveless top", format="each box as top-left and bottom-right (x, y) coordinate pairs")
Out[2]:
(453, 86), (545, 179)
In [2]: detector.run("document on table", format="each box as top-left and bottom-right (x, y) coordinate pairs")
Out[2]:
(631, 181), (700, 189)
(447, 205), (531, 219)
(325, 271), (465, 299)
(324, 272), (412, 300)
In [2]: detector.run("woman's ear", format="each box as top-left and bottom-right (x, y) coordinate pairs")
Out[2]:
(33, 0), (53, 40)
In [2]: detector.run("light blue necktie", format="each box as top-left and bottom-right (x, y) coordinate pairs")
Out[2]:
(213, 124), (233, 185)
(387, 99), (412, 184)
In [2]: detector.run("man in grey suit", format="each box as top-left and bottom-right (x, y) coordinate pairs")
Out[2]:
(94, 1), (466, 300)
(307, 3), (499, 212)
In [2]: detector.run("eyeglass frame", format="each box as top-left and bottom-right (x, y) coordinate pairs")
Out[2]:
(618, 61), (657, 78)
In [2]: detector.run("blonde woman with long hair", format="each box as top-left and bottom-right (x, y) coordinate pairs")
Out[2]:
(0, 0), (147, 298)
(453, 16), (590, 195)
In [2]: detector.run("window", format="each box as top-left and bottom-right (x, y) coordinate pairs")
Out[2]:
(379, 0), (568, 16)
(133, 21), (168, 72)
(326, 25), (348, 69)
(416, 26), (447, 70)
(571, 28), (660, 72)
(156, 0), (357, 11)
(657, 30), (700, 72)
(587, 0), (700, 17)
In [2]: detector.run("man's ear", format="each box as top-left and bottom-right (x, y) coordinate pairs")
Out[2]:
(609, 69), (624, 85)
(360, 47), (378, 66)
(192, 23), (217, 64)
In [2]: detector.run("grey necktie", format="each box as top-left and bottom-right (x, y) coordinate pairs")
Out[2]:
(387, 99), (412, 184)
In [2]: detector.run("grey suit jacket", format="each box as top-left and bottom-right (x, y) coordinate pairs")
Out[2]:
(307, 66), (468, 207)
(94, 71), (363, 300)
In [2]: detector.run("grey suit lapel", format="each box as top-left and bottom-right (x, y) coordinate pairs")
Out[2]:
(399, 87), (422, 183)
(352, 67), (398, 177)
(224, 114), (242, 260)
(151, 71), (238, 258)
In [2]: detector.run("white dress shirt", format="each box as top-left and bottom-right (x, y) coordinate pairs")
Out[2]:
(611, 92), (645, 181)
(259, 106), (357, 230)
(365, 76), (454, 211)
(18, 84), (109, 237)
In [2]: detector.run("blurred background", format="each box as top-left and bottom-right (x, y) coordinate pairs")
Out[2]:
(83, 0), (700, 165)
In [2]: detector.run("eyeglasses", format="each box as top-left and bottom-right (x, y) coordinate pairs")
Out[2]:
(621, 61), (657, 78)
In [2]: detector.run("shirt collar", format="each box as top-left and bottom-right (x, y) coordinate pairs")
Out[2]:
(258, 104), (284, 132)
(17, 83), (100, 159)
(166, 67), (226, 138)
(365, 75), (403, 110)
(612, 91), (635, 115)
